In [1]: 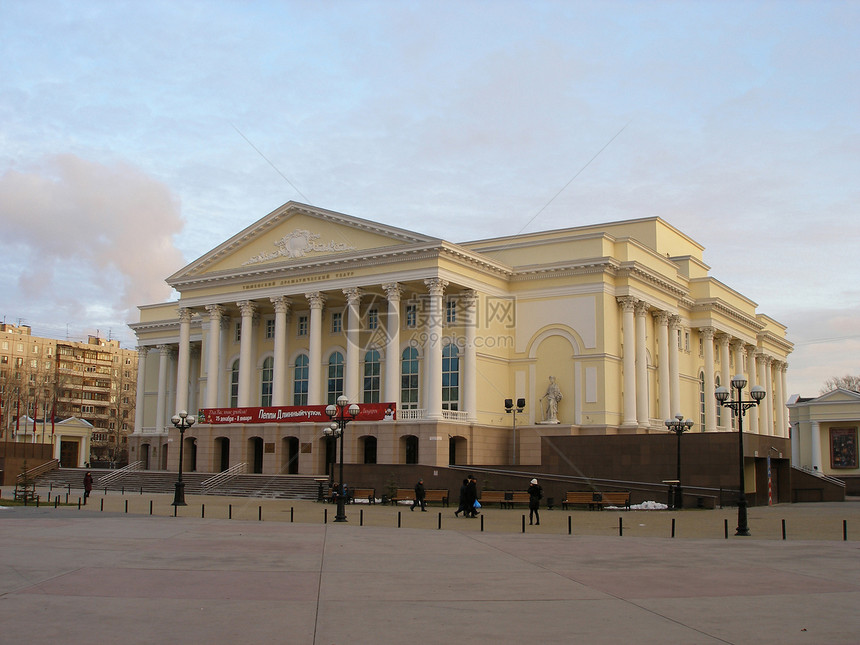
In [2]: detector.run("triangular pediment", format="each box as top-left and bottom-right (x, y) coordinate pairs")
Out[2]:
(168, 202), (440, 284)
(811, 388), (860, 404)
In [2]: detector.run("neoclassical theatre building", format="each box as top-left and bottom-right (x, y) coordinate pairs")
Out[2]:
(129, 202), (792, 477)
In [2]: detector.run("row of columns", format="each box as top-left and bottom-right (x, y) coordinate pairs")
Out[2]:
(618, 297), (788, 435)
(141, 281), (478, 433)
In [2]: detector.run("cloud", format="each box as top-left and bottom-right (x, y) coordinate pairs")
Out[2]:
(0, 155), (185, 335)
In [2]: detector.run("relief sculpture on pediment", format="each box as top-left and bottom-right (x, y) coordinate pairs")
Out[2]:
(243, 229), (356, 265)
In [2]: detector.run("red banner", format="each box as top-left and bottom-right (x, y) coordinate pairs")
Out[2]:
(199, 402), (397, 425)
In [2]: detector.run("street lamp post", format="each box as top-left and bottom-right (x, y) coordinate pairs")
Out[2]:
(170, 410), (196, 506)
(664, 414), (694, 509)
(324, 395), (360, 522)
(715, 375), (766, 536)
(504, 398), (525, 465)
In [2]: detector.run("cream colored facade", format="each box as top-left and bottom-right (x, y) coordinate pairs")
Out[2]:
(788, 389), (860, 478)
(129, 202), (792, 474)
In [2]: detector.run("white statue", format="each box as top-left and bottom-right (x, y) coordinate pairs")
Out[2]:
(541, 376), (562, 424)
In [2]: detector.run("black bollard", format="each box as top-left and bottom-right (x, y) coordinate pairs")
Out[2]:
(671, 518), (676, 538)
(100, 499), (104, 512)
(782, 519), (786, 540)
(522, 515), (526, 533)
(844, 519), (848, 541)
(724, 518), (729, 539)
(150, 500), (153, 515)
(480, 514), (484, 532)
(258, 506), (262, 521)
(618, 517), (623, 536)
(78, 497), (81, 510)
(174, 504), (177, 517)
(202, 504), (205, 519)
(324, 508), (328, 524)
(54, 496), (59, 508)
(125, 500), (128, 513)
(568, 515), (572, 535)
(291, 507), (294, 523)
(438, 512), (442, 530)
(360, 509), (363, 526)
(229, 504), (232, 520)
(398, 511), (401, 528)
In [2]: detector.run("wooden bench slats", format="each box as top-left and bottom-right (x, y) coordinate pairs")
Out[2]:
(562, 491), (631, 510)
(389, 488), (449, 506)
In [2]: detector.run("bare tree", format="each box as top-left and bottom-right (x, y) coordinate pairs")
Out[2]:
(821, 375), (860, 394)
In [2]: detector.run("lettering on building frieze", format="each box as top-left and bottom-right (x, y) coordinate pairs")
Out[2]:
(241, 271), (355, 290)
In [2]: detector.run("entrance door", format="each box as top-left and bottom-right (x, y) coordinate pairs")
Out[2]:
(141, 444), (151, 470)
(60, 440), (79, 468)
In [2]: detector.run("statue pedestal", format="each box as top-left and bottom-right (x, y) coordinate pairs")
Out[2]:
(537, 420), (560, 425)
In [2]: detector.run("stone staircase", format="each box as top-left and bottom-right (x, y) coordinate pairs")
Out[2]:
(34, 468), (322, 501)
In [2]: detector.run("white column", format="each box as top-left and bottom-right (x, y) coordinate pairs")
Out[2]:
(756, 353), (769, 435)
(382, 283), (402, 406)
(155, 344), (171, 433)
(204, 304), (224, 409)
(746, 346), (759, 434)
(717, 333), (731, 430)
(764, 356), (774, 436)
(779, 363), (788, 438)
(424, 278), (447, 420)
(730, 340), (745, 430)
(461, 290), (478, 422)
(134, 347), (148, 434)
(701, 327), (717, 431)
(343, 288), (362, 403)
(270, 296), (291, 406)
(236, 300), (258, 407)
(668, 316), (681, 417)
(810, 420), (822, 471)
(635, 301), (649, 427)
(175, 307), (193, 414)
(654, 311), (670, 423)
(618, 297), (637, 426)
(306, 292), (326, 405)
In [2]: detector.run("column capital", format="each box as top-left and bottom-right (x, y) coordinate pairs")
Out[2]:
(715, 332), (731, 347)
(634, 300), (650, 317)
(617, 296), (637, 313)
(270, 296), (291, 314)
(178, 307), (193, 323)
(730, 338), (745, 353)
(236, 300), (258, 317)
(157, 344), (172, 356)
(382, 282), (402, 301)
(424, 277), (448, 296)
(653, 310), (670, 326)
(699, 326), (715, 341)
(136, 345), (149, 356)
(205, 303), (225, 319)
(668, 314), (682, 330)
(343, 287), (363, 305)
(305, 291), (326, 310)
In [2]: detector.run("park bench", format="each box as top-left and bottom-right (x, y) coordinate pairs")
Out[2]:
(390, 488), (449, 506)
(505, 491), (531, 508)
(348, 488), (376, 504)
(478, 491), (507, 508)
(563, 490), (632, 510)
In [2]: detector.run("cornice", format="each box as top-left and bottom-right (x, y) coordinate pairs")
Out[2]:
(511, 257), (620, 281)
(616, 261), (690, 300)
(691, 298), (763, 331)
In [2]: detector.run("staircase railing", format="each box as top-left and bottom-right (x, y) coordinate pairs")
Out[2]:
(97, 461), (144, 486)
(200, 462), (248, 493)
(16, 459), (59, 482)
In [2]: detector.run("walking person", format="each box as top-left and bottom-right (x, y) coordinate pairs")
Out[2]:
(454, 478), (469, 517)
(528, 478), (542, 525)
(465, 474), (479, 517)
(411, 478), (427, 511)
(83, 471), (93, 505)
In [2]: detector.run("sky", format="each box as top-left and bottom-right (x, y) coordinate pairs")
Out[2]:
(0, 0), (857, 398)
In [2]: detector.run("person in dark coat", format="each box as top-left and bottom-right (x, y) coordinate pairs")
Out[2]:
(411, 478), (427, 511)
(465, 474), (479, 517)
(83, 471), (93, 505)
(454, 478), (469, 517)
(528, 478), (542, 525)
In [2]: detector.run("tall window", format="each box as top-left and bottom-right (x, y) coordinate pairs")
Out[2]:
(327, 351), (344, 404)
(363, 350), (381, 403)
(265, 319), (275, 339)
(699, 371), (706, 430)
(367, 308), (378, 330)
(405, 435), (419, 464)
(261, 357), (273, 406)
(331, 311), (342, 333)
(442, 344), (459, 410)
(401, 347), (419, 409)
(293, 354), (309, 405)
(230, 359), (240, 407)
(297, 315), (308, 337)
(405, 304), (417, 328)
(446, 299), (456, 324)
(363, 436), (377, 464)
(235, 323), (241, 342)
(715, 375), (721, 427)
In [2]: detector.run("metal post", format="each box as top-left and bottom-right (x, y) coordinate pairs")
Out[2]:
(735, 383), (750, 536)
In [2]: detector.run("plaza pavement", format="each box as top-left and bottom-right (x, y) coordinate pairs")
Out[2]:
(1, 490), (859, 644)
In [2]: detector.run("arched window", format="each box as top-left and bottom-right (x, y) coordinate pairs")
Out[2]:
(405, 435), (419, 464)
(401, 347), (419, 410)
(230, 359), (240, 407)
(293, 354), (309, 405)
(261, 357), (273, 407)
(363, 350), (381, 403)
(442, 344), (459, 410)
(699, 371), (706, 430)
(327, 351), (344, 404)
